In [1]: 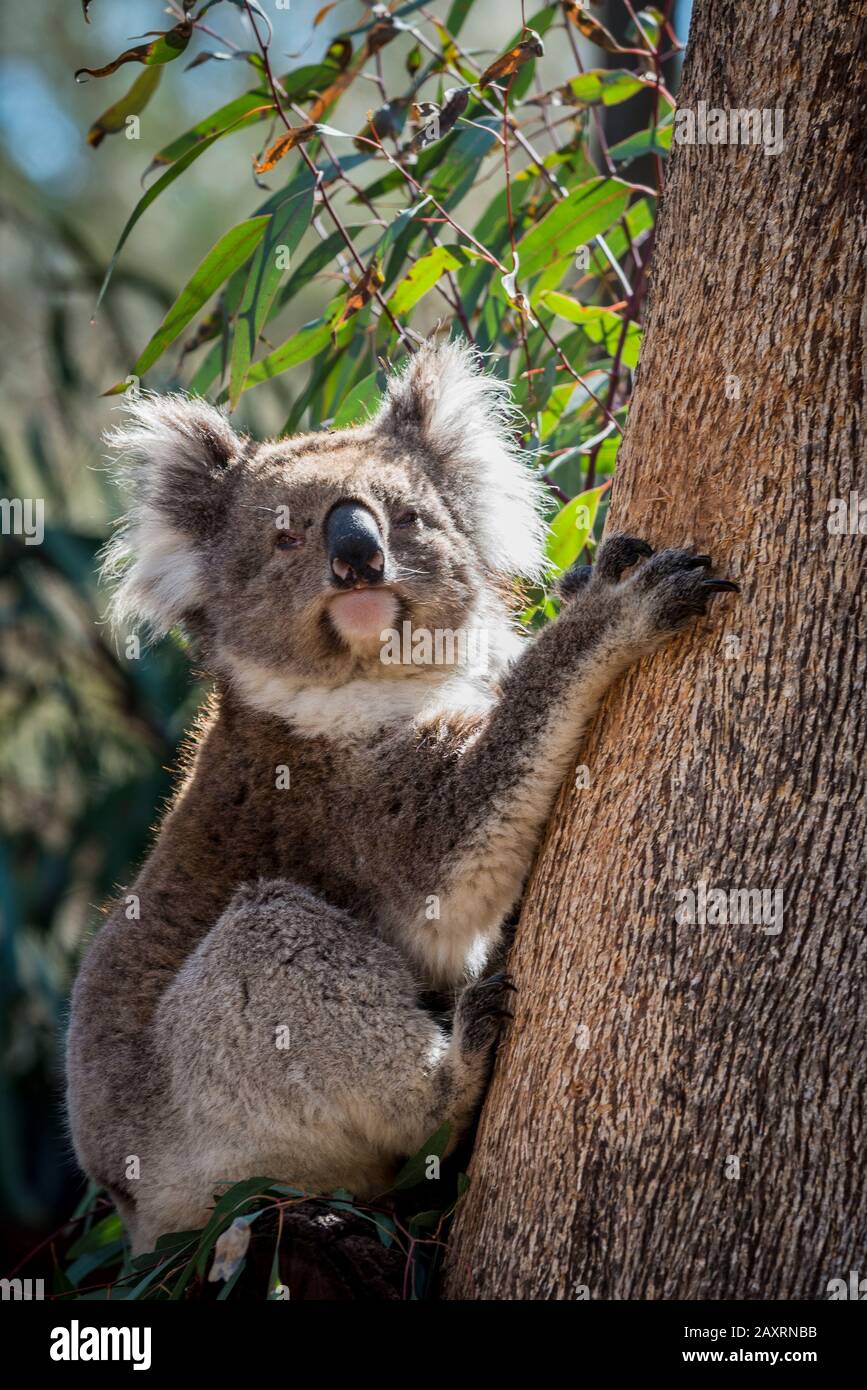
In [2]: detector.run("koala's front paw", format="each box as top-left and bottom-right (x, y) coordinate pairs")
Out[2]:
(560, 533), (653, 600)
(456, 972), (516, 1053)
(626, 547), (739, 630)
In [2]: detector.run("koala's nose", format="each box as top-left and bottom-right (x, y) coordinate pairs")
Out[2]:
(325, 502), (386, 586)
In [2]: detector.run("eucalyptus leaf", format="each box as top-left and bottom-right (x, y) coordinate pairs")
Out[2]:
(109, 217), (270, 389)
(546, 484), (608, 573)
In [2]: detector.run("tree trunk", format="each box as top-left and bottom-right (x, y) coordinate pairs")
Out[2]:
(444, 0), (866, 1301)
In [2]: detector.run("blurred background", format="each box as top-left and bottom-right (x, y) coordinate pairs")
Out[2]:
(0, 0), (691, 1266)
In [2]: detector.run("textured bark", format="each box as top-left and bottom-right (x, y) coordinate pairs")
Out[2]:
(445, 0), (866, 1300)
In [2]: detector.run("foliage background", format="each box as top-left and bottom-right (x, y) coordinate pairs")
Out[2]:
(0, 0), (690, 1274)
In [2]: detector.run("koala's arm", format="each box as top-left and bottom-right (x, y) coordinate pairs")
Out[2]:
(372, 538), (737, 980)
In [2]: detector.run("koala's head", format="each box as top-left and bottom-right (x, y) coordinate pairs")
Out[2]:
(104, 341), (546, 696)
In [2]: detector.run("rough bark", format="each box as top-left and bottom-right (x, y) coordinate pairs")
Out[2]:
(445, 0), (866, 1300)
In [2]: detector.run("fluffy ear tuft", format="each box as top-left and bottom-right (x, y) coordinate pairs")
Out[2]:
(101, 393), (243, 638)
(375, 339), (547, 581)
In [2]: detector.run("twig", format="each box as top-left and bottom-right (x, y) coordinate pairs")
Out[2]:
(243, 0), (414, 352)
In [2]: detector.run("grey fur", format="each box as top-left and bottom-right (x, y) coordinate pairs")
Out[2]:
(66, 341), (735, 1252)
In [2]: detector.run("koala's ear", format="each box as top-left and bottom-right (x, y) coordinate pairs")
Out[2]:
(374, 339), (547, 581)
(102, 393), (244, 637)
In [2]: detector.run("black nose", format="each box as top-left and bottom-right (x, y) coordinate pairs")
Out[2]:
(325, 502), (386, 586)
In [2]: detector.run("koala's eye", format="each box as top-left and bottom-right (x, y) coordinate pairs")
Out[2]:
(393, 508), (418, 529)
(275, 531), (304, 551)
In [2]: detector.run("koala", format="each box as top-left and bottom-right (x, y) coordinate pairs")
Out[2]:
(66, 340), (737, 1254)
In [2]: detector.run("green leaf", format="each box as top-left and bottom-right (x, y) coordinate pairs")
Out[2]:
(557, 68), (645, 107)
(144, 65), (340, 176)
(229, 172), (315, 409)
(538, 381), (576, 441)
(74, 18), (193, 81)
(431, 117), (501, 207)
(242, 305), (356, 394)
(94, 108), (273, 314)
(608, 122), (674, 164)
(538, 292), (643, 368)
(445, 0), (474, 36)
(374, 1214), (397, 1249)
(595, 196), (654, 263)
(120, 1257), (174, 1301)
(109, 217), (270, 389)
(130, 1228), (200, 1271)
(71, 1182), (103, 1221)
(187, 339), (224, 396)
(546, 484), (607, 573)
(67, 1211), (124, 1260)
(409, 1209), (443, 1233)
(192, 1176), (274, 1279)
(65, 1242), (125, 1288)
(332, 371), (381, 427)
(516, 177), (634, 280)
(388, 1122), (451, 1193)
(241, 319), (334, 391)
(267, 1227), (284, 1299)
(267, 228), (363, 322)
(145, 26), (194, 67)
(388, 245), (466, 316)
(86, 67), (162, 148)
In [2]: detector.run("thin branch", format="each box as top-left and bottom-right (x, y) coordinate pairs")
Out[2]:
(242, 0), (414, 352)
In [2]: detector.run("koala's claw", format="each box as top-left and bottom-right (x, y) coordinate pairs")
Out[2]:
(457, 972), (517, 1052)
(627, 547), (740, 629)
(593, 533), (654, 585)
(560, 534), (653, 601)
(702, 578), (740, 593)
(472, 970), (517, 994)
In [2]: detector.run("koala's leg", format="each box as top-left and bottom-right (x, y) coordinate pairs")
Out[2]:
(133, 880), (495, 1250)
(391, 540), (738, 979)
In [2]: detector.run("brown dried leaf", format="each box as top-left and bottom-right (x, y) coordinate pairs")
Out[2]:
(307, 42), (364, 125)
(332, 256), (385, 331)
(253, 123), (320, 174)
(75, 43), (153, 80)
(314, 1), (340, 25)
(367, 17), (401, 56)
(355, 98), (409, 152)
(562, 2), (629, 54)
(478, 31), (545, 91)
(405, 86), (470, 153)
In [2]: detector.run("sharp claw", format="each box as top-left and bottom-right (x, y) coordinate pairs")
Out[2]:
(686, 554), (713, 568)
(633, 539), (654, 557)
(702, 578), (740, 592)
